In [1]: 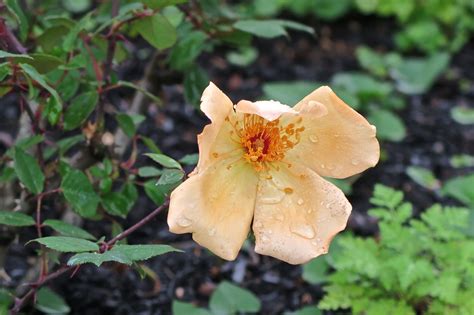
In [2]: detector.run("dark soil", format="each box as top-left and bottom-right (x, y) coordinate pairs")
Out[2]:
(2, 14), (474, 315)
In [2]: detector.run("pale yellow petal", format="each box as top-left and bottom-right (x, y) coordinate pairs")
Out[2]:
(289, 86), (380, 179)
(252, 163), (351, 264)
(168, 159), (258, 261)
(194, 83), (241, 175)
(235, 100), (297, 121)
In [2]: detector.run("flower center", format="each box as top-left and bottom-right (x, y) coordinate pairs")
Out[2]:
(229, 114), (304, 171)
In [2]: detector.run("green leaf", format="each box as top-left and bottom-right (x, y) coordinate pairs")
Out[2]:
(44, 134), (85, 159)
(22, 53), (64, 74)
(209, 281), (261, 315)
(227, 47), (258, 67)
(138, 166), (162, 177)
(6, 134), (44, 158)
(115, 114), (134, 137)
(390, 53), (450, 95)
(36, 287), (70, 315)
(303, 257), (330, 284)
(263, 81), (320, 105)
(0, 210), (35, 227)
(63, 90), (99, 130)
(442, 175), (474, 208)
(285, 305), (322, 315)
(67, 244), (179, 267)
(145, 153), (182, 169)
(184, 66), (209, 106)
(44, 96), (62, 125)
(172, 301), (212, 315)
(142, 0), (188, 9)
(450, 154), (474, 168)
(406, 166), (440, 190)
(32, 236), (99, 252)
(141, 136), (161, 153)
(356, 46), (388, 77)
(0, 50), (32, 60)
(332, 72), (393, 101)
(5, 0), (29, 41)
(67, 251), (132, 267)
(133, 13), (177, 50)
(179, 154), (199, 165)
(450, 106), (474, 125)
(63, 12), (92, 51)
(117, 80), (162, 104)
(43, 219), (95, 240)
(368, 109), (406, 142)
(61, 169), (99, 217)
(157, 169), (184, 186)
(168, 30), (207, 70)
(19, 63), (61, 107)
(234, 19), (313, 38)
(13, 148), (44, 194)
(144, 180), (167, 205)
(101, 192), (131, 218)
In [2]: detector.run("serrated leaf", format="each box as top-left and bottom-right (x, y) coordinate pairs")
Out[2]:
(36, 287), (70, 314)
(63, 90), (98, 130)
(0, 210), (35, 226)
(32, 236), (99, 252)
(138, 166), (162, 177)
(133, 13), (177, 49)
(209, 281), (261, 315)
(61, 169), (99, 217)
(0, 50), (32, 60)
(43, 219), (95, 240)
(67, 251), (132, 267)
(13, 148), (44, 194)
(111, 244), (179, 261)
(144, 153), (182, 169)
(141, 136), (161, 153)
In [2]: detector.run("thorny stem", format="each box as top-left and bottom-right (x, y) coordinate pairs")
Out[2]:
(10, 200), (170, 314)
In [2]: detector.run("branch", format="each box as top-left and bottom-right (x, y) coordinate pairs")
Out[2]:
(10, 200), (170, 314)
(0, 18), (27, 54)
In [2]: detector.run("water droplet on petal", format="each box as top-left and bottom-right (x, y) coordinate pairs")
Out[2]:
(291, 223), (315, 239)
(297, 198), (304, 205)
(261, 235), (270, 243)
(254, 221), (263, 228)
(307, 209), (312, 214)
(208, 228), (216, 236)
(177, 217), (192, 227)
(309, 134), (319, 143)
(268, 229), (273, 234)
(351, 159), (360, 165)
(320, 164), (326, 169)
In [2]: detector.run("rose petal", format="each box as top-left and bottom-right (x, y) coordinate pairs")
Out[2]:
(289, 86), (380, 179)
(194, 83), (241, 175)
(235, 100), (297, 121)
(168, 159), (258, 261)
(252, 163), (351, 264)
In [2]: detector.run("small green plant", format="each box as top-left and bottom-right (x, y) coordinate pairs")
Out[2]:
(172, 281), (261, 315)
(317, 184), (474, 315)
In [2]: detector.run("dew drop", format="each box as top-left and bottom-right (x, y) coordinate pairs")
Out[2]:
(290, 223), (315, 239)
(297, 198), (304, 205)
(177, 217), (192, 227)
(268, 229), (273, 234)
(309, 134), (319, 143)
(320, 164), (326, 169)
(307, 209), (312, 214)
(208, 228), (216, 236)
(261, 235), (270, 243)
(260, 194), (285, 204)
(351, 159), (360, 165)
(254, 221), (263, 228)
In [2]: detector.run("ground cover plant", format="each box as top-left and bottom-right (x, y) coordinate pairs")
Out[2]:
(1, 0), (473, 314)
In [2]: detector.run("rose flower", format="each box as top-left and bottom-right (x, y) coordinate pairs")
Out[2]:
(168, 83), (380, 264)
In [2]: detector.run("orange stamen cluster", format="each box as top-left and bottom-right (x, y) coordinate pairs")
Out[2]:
(228, 114), (304, 171)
